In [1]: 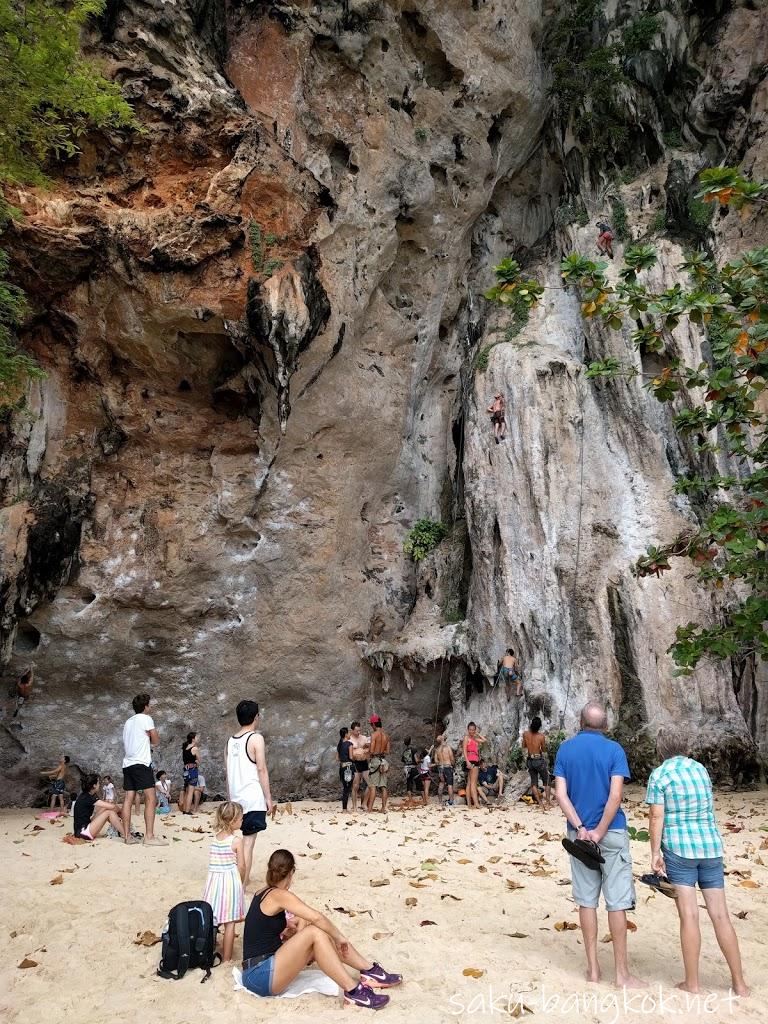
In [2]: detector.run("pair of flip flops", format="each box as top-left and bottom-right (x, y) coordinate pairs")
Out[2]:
(639, 873), (678, 898)
(562, 837), (605, 870)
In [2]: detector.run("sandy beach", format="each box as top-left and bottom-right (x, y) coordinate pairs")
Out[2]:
(2, 787), (767, 1024)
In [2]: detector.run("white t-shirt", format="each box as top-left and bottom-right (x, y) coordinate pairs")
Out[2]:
(102, 783), (115, 802)
(420, 755), (431, 773)
(156, 779), (171, 797)
(122, 713), (154, 768)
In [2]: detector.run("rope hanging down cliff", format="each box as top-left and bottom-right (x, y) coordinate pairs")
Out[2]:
(560, 386), (586, 730)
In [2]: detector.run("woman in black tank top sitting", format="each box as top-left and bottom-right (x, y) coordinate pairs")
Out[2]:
(241, 849), (403, 1009)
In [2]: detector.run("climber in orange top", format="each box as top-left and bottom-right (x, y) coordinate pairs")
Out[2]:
(487, 393), (506, 444)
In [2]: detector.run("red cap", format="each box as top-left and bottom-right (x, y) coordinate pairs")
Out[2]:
(369, 714), (381, 725)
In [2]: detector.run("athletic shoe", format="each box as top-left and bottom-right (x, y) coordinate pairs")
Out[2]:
(344, 983), (390, 1009)
(360, 962), (403, 988)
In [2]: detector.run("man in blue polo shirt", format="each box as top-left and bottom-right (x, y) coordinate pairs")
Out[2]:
(554, 702), (646, 989)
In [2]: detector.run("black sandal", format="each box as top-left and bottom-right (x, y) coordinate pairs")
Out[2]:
(639, 873), (677, 898)
(562, 837), (604, 871)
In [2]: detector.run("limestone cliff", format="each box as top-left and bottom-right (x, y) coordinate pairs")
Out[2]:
(0, 0), (766, 802)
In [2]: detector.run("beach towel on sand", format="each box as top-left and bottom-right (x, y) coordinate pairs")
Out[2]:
(233, 966), (340, 998)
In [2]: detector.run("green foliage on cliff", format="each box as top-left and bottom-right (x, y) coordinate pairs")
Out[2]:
(403, 519), (449, 562)
(0, 0), (136, 408)
(0, 0), (135, 184)
(621, 14), (661, 57)
(561, 171), (768, 673)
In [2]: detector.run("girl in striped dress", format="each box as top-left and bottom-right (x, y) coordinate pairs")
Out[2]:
(202, 801), (246, 961)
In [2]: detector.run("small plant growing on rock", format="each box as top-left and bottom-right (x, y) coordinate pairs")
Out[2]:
(249, 221), (263, 272)
(264, 258), (284, 276)
(414, 127), (429, 144)
(610, 198), (630, 242)
(621, 14), (661, 58)
(403, 519), (448, 562)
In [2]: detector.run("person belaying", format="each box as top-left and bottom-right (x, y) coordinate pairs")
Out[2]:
(596, 221), (614, 259)
(487, 393), (506, 444)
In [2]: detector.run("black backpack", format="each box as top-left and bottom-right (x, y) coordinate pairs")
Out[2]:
(157, 901), (220, 982)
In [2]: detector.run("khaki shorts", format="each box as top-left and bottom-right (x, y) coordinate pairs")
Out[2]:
(567, 828), (636, 912)
(368, 757), (389, 789)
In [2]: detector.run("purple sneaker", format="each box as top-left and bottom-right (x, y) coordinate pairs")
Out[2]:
(360, 962), (403, 989)
(344, 982), (390, 1009)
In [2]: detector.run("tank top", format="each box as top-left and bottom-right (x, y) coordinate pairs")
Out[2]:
(226, 732), (266, 812)
(182, 743), (197, 766)
(243, 887), (286, 960)
(466, 737), (479, 763)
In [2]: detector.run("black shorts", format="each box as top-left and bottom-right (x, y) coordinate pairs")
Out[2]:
(122, 763), (155, 793)
(528, 757), (549, 788)
(242, 810), (268, 836)
(438, 765), (454, 786)
(354, 760), (369, 774)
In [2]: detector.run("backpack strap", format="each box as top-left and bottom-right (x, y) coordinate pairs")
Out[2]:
(175, 906), (192, 979)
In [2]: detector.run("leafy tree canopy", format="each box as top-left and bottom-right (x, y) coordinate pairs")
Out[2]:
(0, 0), (136, 409)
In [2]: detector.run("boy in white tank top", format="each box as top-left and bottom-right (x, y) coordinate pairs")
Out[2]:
(226, 700), (272, 884)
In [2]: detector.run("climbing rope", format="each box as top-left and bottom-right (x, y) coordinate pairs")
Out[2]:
(432, 655), (448, 746)
(559, 384), (586, 730)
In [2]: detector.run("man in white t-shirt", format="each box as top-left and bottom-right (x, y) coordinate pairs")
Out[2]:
(120, 693), (167, 846)
(225, 699), (272, 884)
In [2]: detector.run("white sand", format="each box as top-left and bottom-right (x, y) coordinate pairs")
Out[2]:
(2, 787), (767, 1024)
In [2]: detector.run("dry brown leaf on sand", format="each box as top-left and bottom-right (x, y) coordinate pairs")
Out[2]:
(133, 931), (162, 946)
(372, 932), (393, 940)
(739, 880), (760, 889)
(626, 920), (638, 932)
(505, 932), (528, 939)
(49, 874), (63, 886)
(457, 858), (472, 864)
(487, 855), (502, 864)
(509, 1002), (535, 1018)
(409, 881), (427, 889)
(441, 894), (461, 901)
(369, 878), (390, 887)
(462, 968), (485, 978)
(405, 897), (418, 907)
(554, 921), (578, 931)
(309, 853), (322, 860)
(736, 910), (748, 920)
(420, 920), (437, 927)
(506, 880), (525, 890)
(478, 865), (488, 874)
(18, 959), (38, 969)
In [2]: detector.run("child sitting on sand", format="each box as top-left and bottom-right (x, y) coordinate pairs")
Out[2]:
(418, 749), (431, 805)
(202, 801), (246, 962)
(101, 775), (116, 803)
(155, 770), (171, 812)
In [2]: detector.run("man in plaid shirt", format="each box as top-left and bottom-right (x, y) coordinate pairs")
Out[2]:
(646, 731), (748, 997)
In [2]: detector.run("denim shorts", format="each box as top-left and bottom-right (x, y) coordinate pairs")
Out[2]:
(663, 847), (724, 889)
(242, 955), (275, 996)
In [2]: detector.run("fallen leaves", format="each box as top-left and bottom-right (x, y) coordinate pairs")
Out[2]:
(133, 931), (162, 946)
(462, 968), (485, 978)
(441, 893), (461, 901)
(369, 878), (389, 888)
(420, 920), (437, 926)
(18, 959), (38, 969)
(735, 910), (748, 920)
(372, 932), (393, 940)
(554, 921), (578, 931)
(739, 880), (760, 889)
(49, 874), (63, 886)
(405, 897), (418, 907)
(506, 880), (525, 891)
(505, 932), (529, 939)
(509, 1002), (535, 1018)
(409, 881), (427, 889)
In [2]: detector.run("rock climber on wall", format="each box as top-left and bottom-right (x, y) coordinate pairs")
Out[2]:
(596, 221), (614, 259)
(12, 666), (34, 719)
(487, 392), (506, 444)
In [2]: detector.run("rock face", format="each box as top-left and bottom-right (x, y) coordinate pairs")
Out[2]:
(0, 0), (766, 802)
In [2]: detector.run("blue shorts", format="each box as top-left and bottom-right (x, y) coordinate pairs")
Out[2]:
(663, 847), (724, 889)
(242, 810), (267, 836)
(242, 955), (275, 996)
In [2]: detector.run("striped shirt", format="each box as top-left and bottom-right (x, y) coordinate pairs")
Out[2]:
(645, 756), (723, 859)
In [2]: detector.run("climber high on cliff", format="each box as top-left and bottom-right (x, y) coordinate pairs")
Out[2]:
(487, 393), (506, 444)
(596, 221), (614, 259)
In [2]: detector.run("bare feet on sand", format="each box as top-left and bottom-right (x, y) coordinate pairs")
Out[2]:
(124, 835), (138, 845)
(143, 836), (168, 846)
(676, 981), (699, 994)
(617, 975), (648, 989)
(731, 982), (750, 998)
(585, 968), (601, 983)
